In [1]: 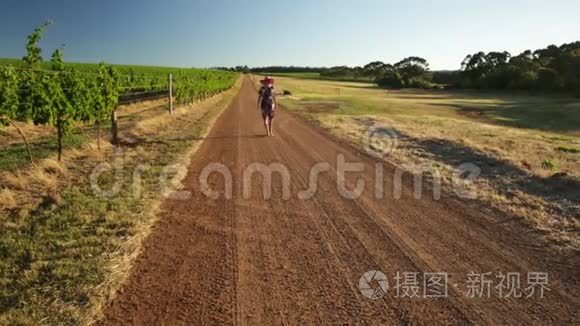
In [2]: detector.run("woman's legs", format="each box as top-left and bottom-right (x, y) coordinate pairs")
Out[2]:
(268, 113), (274, 136)
(263, 116), (270, 136)
(261, 105), (275, 136)
(265, 118), (271, 136)
(261, 106), (275, 136)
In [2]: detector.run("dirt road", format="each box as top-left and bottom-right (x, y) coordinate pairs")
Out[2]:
(101, 77), (579, 324)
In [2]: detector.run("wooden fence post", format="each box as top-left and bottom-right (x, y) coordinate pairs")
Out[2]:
(169, 74), (173, 114)
(111, 108), (119, 145)
(111, 109), (119, 145)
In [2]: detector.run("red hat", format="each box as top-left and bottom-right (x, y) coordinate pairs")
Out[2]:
(261, 76), (274, 84)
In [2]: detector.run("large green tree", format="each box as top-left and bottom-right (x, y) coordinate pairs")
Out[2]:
(460, 42), (579, 92)
(394, 57), (431, 88)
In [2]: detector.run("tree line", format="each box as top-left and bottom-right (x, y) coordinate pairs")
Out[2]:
(246, 41), (580, 95)
(459, 42), (579, 92)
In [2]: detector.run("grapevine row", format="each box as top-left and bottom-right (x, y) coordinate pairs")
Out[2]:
(0, 22), (238, 162)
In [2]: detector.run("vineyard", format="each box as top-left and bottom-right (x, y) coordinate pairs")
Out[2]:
(0, 23), (238, 162)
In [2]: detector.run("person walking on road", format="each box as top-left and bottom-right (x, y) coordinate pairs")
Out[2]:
(258, 76), (277, 136)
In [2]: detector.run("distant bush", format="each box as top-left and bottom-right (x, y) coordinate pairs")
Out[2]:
(536, 68), (561, 91)
(406, 78), (434, 89)
(508, 71), (538, 90)
(376, 71), (404, 89)
(432, 70), (461, 87)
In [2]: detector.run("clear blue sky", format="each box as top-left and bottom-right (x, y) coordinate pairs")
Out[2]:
(1, 0), (579, 70)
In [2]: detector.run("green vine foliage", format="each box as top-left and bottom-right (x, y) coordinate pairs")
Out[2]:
(19, 22), (51, 124)
(22, 22), (50, 67)
(0, 65), (19, 126)
(0, 65), (35, 163)
(68, 71), (96, 124)
(49, 48), (76, 160)
(95, 63), (120, 123)
(173, 70), (237, 104)
(1, 21), (238, 161)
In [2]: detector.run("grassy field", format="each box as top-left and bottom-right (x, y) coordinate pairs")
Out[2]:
(274, 76), (580, 249)
(0, 78), (242, 324)
(276, 78), (580, 135)
(262, 72), (321, 79)
(260, 71), (376, 83)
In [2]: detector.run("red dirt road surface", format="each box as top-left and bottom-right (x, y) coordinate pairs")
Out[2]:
(101, 77), (579, 324)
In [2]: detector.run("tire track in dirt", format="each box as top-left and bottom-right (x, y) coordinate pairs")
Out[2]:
(100, 77), (579, 324)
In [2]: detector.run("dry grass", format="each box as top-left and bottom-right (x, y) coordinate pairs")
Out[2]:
(117, 98), (168, 116)
(63, 147), (88, 160)
(323, 115), (579, 248)
(0, 188), (16, 210)
(386, 115), (579, 179)
(3, 171), (28, 190)
(82, 200), (163, 325)
(130, 95), (223, 138)
(29, 167), (59, 193)
(0, 140), (112, 217)
(40, 158), (68, 176)
(0, 121), (52, 149)
(0, 77), (242, 325)
(0, 99), (165, 172)
(83, 76), (243, 325)
(275, 76), (580, 251)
